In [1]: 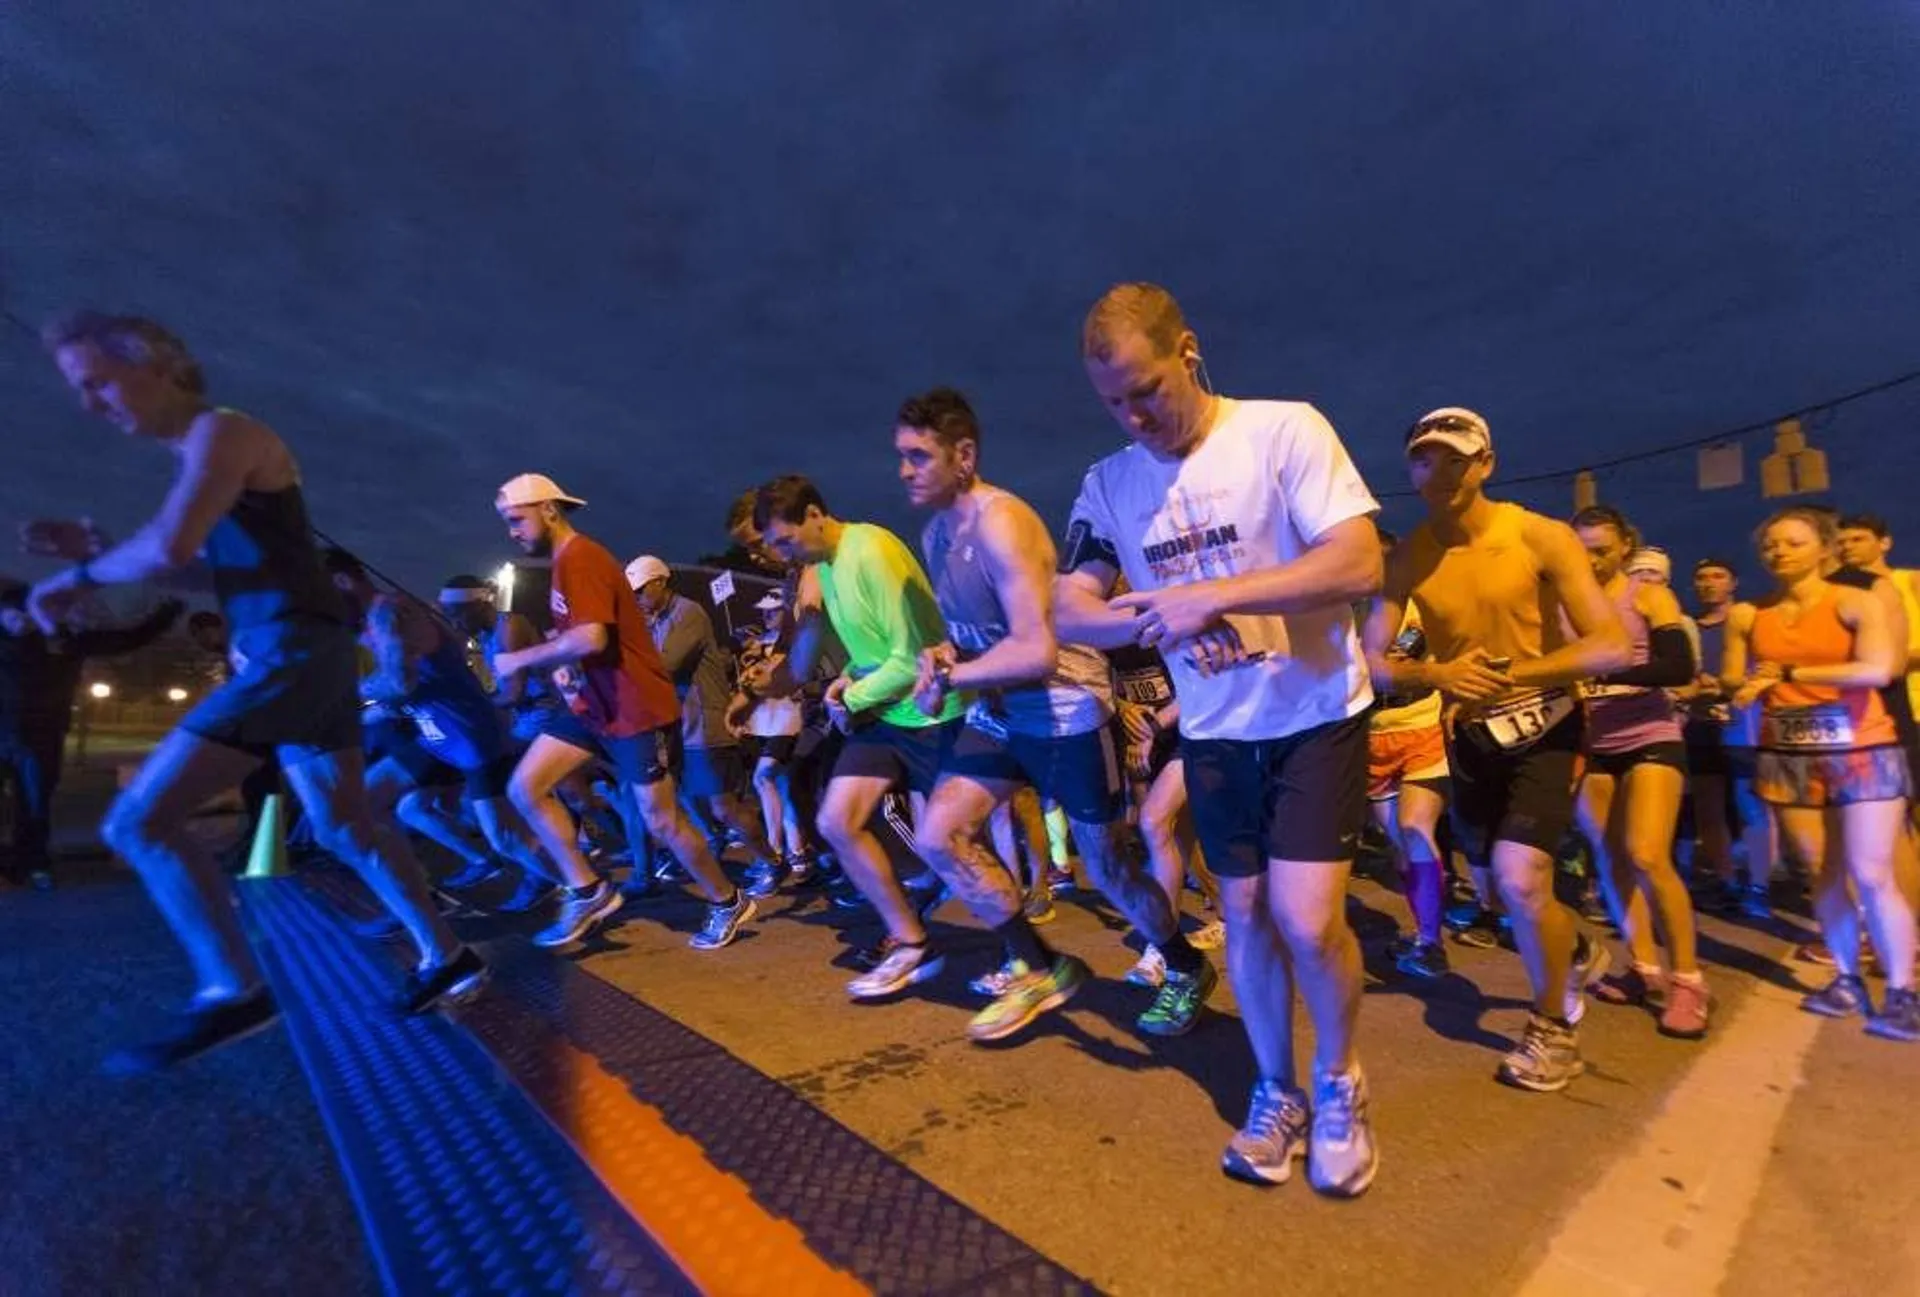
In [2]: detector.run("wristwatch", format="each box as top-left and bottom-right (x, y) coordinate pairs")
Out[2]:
(933, 663), (954, 694)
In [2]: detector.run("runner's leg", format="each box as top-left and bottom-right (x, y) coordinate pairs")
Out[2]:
(1620, 761), (1697, 976)
(508, 735), (601, 889)
(101, 731), (265, 998)
(281, 746), (461, 968)
(819, 774), (926, 944)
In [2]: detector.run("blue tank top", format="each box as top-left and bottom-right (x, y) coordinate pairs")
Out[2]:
(403, 622), (510, 769)
(203, 483), (349, 630)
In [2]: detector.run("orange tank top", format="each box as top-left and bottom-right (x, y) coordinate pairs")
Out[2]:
(1405, 502), (1567, 668)
(1749, 587), (1894, 749)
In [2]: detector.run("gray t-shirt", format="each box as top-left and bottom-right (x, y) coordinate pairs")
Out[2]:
(648, 594), (736, 750)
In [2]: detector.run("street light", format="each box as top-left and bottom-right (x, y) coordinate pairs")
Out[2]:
(89, 682), (113, 700)
(166, 686), (190, 703)
(494, 562), (517, 611)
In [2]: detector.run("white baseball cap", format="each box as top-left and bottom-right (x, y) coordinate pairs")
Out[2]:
(1625, 547), (1672, 582)
(625, 554), (671, 591)
(1405, 408), (1493, 457)
(496, 472), (586, 509)
(754, 589), (787, 611)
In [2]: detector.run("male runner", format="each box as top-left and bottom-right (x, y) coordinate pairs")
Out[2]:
(26, 312), (483, 1072)
(323, 551), (553, 916)
(749, 475), (963, 984)
(1683, 558), (1773, 916)
(1368, 407), (1630, 1093)
(491, 474), (755, 950)
(1056, 283), (1383, 1197)
(888, 386), (1210, 1040)
(1364, 529), (1454, 979)
(625, 554), (779, 894)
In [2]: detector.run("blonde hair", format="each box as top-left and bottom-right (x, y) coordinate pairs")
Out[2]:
(1754, 506), (1837, 553)
(1081, 282), (1189, 361)
(41, 311), (206, 395)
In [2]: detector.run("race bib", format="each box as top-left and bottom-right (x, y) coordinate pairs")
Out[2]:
(1477, 689), (1575, 751)
(413, 712), (448, 745)
(1763, 705), (1855, 750)
(1583, 683), (1643, 700)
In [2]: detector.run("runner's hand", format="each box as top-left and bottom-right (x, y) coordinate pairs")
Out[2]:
(1179, 625), (1253, 677)
(20, 518), (109, 561)
(912, 644), (957, 717)
(1433, 649), (1512, 703)
(25, 571), (86, 634)
(1112, 583), (1223, 648)
(824, 676), (853, 733)
(1115, 699), (1157, 749)
(1732, 662), (1781, 709)
(492, 648), (528, 682)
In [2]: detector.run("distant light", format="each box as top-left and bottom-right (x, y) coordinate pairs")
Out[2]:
(494, 563), (517, 599)
(166, 686), (190, 703)
(89, 682), (113, 700)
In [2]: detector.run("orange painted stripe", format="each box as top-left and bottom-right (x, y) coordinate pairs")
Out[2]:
(527, 1036), (869, 1296)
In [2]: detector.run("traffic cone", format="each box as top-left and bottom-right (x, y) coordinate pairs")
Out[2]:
(244, 793), (290, 880)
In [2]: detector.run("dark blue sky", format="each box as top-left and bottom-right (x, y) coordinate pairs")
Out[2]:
(4, 3), (1917, 596)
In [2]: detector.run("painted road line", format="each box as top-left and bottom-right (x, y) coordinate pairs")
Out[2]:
(1517, 954), (1822, 1297)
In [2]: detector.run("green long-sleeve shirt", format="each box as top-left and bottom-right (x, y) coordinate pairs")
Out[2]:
(817, 523), (962, 728)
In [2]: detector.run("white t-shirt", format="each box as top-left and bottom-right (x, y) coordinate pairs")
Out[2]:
(1066, 398), (1378, 742)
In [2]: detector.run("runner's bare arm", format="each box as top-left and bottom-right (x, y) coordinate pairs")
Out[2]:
(496, 622), (609, 677)
(1507, 515), (1632, 689)
(1794, 587), (1900, 688)
(77, 413), (264, 583)
(946, 497), (1060, 691)
(1054, 565), (1140, 649)
(1867, 574), (1911, 677)
(1720, 601), (1757, 693)
(1362, 548), (1426, 694)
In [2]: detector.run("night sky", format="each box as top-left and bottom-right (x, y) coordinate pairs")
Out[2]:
(3, 3), (1917, 598)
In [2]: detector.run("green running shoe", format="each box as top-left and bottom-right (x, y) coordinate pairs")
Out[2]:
(1137, 958), (1218, 1036)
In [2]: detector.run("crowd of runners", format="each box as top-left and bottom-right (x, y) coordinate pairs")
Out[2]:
(11, 283), (1919, 1200)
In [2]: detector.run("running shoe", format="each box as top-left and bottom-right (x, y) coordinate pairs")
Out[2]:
(1563, 934), (1611, 1023)
(1590, 964), (1666, 1008)
(1125, 944), (1167, 988)
(533, 882), (624, 948)
(442, 857), (504, 890)
(846, 942), (946, 999)
(1658, 976), (1711, 1040)
(1023, 888), (1057, 925)
(1046, 866), (1077, 894)
(1449, 907), (1504, 949)
(1189, 919), (1226, 951)
(1800, 973), (1871, 1019)
(1395, 941), (1450, 980)
(652, 849), (683, 881)
(1496, 1013), (1584, 1093)
(493, 873), (554, 914)
(1865, 987), (1920, 1042)
(1793, 940), (1836, 967)
(1221, 1079), (1309, 1185)
(690, 891), (757, 950)
(28, 869), (54, 892)
(619, 869), (659, 901)
(828, 878), (872, 911)
(397, 946), (490, 1014)
(743, 859), (783, 900)
(966, 953), (1088, 1043)
(103, 989), (280, 1076)
(969, 957), (1029, 998)
(1738, 884), (1773, 921)
(784, 853), (816, 887)
(1309, 1066), (1379, 1198)
(849, 935), (898, 972)
(1137, 960), (1217, 1037)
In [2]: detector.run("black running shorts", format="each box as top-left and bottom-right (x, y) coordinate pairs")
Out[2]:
(830, 719), (957, 796)
(182, 617), (360, 762)
(941, 720), (1125, 824)
(1448, 711), (1584, 864)
(1180, 713), (1369, 876)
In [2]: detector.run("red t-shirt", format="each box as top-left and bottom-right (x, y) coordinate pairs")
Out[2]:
(549, 534), (678, 737)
